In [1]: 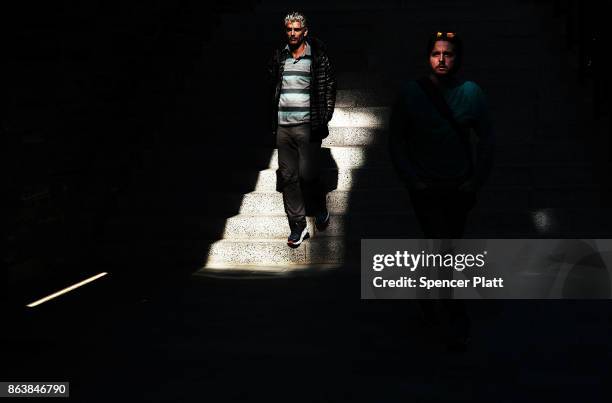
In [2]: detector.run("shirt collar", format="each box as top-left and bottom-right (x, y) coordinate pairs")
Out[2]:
(284, 41), (311, 59)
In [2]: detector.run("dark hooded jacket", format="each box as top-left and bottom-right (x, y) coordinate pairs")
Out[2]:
(268, 36), (337, 141)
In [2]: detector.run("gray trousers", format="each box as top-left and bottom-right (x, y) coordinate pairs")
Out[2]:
(276, 124), (326, 228)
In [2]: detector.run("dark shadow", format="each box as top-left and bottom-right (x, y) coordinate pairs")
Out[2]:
(3, 0), (273, 306)
(342, 0), (612, 389)
(4, 1), (612, 402)
(309, 146), (339, 215)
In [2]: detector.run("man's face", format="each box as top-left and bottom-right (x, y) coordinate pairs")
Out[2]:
(285, 21), (307, 47)
(429, 40), (456, 76)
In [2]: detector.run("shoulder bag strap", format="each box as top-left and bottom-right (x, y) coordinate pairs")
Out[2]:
(416, 77), (474, 172)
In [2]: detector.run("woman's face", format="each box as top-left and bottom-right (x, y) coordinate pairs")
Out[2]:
(429, 40), (456, 76)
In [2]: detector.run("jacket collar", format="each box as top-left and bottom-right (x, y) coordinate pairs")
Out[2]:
(283, 41), (312, 58)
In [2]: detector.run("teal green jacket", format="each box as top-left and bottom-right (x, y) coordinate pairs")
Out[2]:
(389, 79), (494, 188)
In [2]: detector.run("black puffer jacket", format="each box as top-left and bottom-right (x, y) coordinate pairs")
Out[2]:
(268, 37), (337, 141)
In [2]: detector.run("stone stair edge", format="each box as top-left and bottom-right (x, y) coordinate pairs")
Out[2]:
(210, 184), (612, 195)
(121, 185), (612, 199)
(198, 263), (346, 272)
(223, 161), (599, 173)
(150, 141), (602, 152)
(107, 207), (612, 220)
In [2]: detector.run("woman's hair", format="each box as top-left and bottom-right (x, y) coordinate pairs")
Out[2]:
(426, 31), (463, 73)
(284, 11), (308, 29)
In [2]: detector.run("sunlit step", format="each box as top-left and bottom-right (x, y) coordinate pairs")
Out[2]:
(237, 185), (612, 215)
(205, 238), (345, 266)
(268, 146), (389, 169)
(328, 107), (389, 128)
(335, 89), (392, 107)
(217, 162), (600, 193)
(253, 167), (401, 191)
(218, 207), (581, 239)
(323, 126), (597, 148)
(221, 213), (420, 239)
(102, 207), (605, 243)
(238, 189), (410, 214)
(324, 127), (387, 146)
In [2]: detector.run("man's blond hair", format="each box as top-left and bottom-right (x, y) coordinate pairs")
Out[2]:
(284, 11), (307, 28)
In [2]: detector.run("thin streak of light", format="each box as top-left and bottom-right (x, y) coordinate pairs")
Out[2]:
(26, 272), (108, 308)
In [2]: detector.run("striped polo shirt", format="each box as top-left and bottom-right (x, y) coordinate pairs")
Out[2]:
(278, 42), (312, 126)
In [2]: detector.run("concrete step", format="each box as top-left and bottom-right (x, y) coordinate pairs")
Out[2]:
(250, 167), (402, 191)
(329, 107), (389, 128)
(336, 89), (544, 118)
(221, 207), (611, 238)
(221, 186), (612, 215)
(183, 106), (391, 131)
(129, 158), (603, 199)
(112, 208), (612, 268)
(101, 212), (418, 241)
(205, 237), (345, 266)
(335, 71), (541, 92)
(324, 125), (597, 147)
(149, 139), (596, 174)
(335, 89), (392, 107)
(116, 184), (611, 218)
(334, 87), (587, 126)
(237, 189), (407, 214)
(179, 82), (582, 131)
(219, 213), (419, 239)
(324, 127), (387, 146)
(218, 209), (574, 239)
(229, 163), (602, 192)
(115, 188), (408, 215)
(132, 165), (400, 193)
(267, 146), (385, 169)
(152, 111), (598, 148)
(103, 207), (612, 246)
(329, 100), (580, 129)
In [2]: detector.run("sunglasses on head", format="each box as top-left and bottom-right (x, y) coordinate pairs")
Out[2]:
(436, 31), (456, 39)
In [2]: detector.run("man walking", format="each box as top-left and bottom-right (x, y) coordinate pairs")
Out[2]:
(268, 11), (337, 248)
(390, 31), (494, 239)
(389, 32), (495, 351)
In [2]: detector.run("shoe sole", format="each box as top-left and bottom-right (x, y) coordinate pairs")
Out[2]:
(315, 212), (330, 231)
(288, 227), (310, 248)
